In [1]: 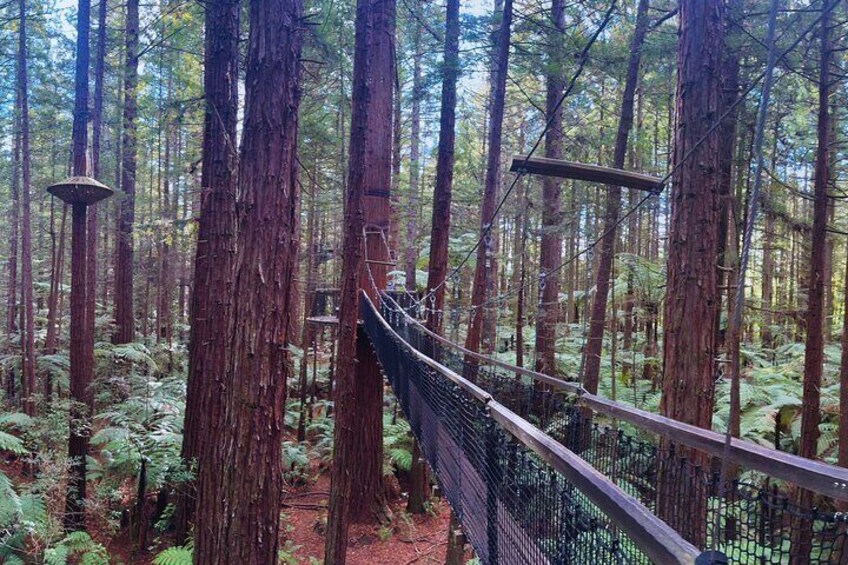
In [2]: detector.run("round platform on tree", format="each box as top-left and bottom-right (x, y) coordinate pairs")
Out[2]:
(47, 176), (114, 205)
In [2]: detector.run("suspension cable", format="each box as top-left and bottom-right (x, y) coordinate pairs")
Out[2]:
(468, 0), (841, 316)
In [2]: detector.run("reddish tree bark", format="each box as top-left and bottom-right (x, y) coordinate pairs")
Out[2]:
(5, 90), (19, 403)
(192, 0), (301, 559)
(792, 2), (832, 560)
(349, 0), (396, 523)
(582, 0), (649, 394)
(658, 0), (723, 546)
(423, 0), (460, 334)
(839, 255), (848, 473)
(659, 0), (723, 430)
(64, 0), (92, 531)
(176, 0), (239, 547)
(533, 0), (565, 377)
(88, 0), (107, 360)
(113, 0), (138, 344)
(404, 15), (422, 291)
(325, 0), (394, 559)
(464, 0), (512, 356)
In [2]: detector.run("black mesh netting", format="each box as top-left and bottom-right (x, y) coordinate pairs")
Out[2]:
(372, 293), (848, 564)
(362, 294), (675, 564)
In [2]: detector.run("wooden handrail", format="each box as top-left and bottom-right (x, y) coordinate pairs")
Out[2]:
(379, 291), (848, 501)
(362, 291), (701, 564)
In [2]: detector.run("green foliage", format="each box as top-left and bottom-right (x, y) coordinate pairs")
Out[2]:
(153, 545), (194, 565)
(383, 411), (413, 475)
(91, 371), (185, 492)
(43, 532), (110, 565)
(0, 429), (26, 454)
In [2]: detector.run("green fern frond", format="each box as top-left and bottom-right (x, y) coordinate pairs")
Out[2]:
(0, 412), (35, 429)
(44, 545), (69, 565)
(0, 430), (26, 454)
(153, 546), (194, 565)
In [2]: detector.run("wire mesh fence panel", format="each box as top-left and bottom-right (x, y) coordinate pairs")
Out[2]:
(374, 294), (848, 564)
(364, 294), (666, 564)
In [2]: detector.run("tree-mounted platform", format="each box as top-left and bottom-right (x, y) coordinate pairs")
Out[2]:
(510, 155), (664, 193)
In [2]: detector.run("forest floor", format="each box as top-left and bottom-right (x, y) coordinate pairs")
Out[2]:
(280, 470), (461, 564)
(1, 455), (459, 564)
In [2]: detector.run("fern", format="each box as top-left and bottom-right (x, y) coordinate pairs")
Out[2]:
(44, 545), (70, 565)
(0, 412), (35, 429)
(0, 430), (26, 454)
(153, 545), (194, 565)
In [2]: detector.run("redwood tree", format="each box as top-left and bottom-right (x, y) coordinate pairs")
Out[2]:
(114, 0), (139, 344)
(659, 0), (723, 431)
(582, 0), (650, 394)
(64, 0), (92, 530)
(325, 0), (395, 559)
(175, 0), (239, 543)
(464, 0), (512, 356)
(192, 0), (302, 559)
(658, 0), (723, 546)
(423, 0), (460, 335)
(792, 1), (832, 559)
(533, 0), (565, 377)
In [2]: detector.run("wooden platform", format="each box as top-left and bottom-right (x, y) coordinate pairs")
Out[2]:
(306, 315), (339, 326)
(510, 155), (664, 192)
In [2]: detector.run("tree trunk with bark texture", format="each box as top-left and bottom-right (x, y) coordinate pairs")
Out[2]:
(88, 0), (107, 364)
(791, 2), (832, 560)
(192, 0), (301, 560)
(714, 0), (740, 355)
(174, 0), (239, 544)
(582, 0), (649, 394)
(62, 0), (92, 530)
(325, 0), (371, 559)
(423, 0), (459, 335)
(464, 0), (512, 357)
(114, 0), (138, 345)
(658, 0), (723, 546)
(5, 88), (19, 404)
(405, 15), (422, 291)
(347, 0), (395, 524)
(534, 0), (564, 377)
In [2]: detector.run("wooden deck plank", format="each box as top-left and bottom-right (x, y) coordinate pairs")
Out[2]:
(510, 155), (664, 192)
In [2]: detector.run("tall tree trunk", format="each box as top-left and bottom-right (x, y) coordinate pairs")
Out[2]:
(176, 0), (239, 545)
(87, 0), (107, 367)
(114, 0), (139, 344)
(714, 0), (740, 355)
(582, 0), (649, 394)
(464, 0), (512, 357)
(62, 0), (92, 531)
(297, 177), (318, 443)
(5, 89), (20, 404)
(325, 0), (371, 559)
(792, 2), (832, 561)
(349, 0), (395, 523)
(761, 133), (779, 350)
(192, 0), (302, 559)
(405, 16), (422, 291)
(423, 0), (459, 335)
(533, 0), (564, 377)
(838, 250), (848, 474)
(18, 0), (35, 418)
(514, 178), (528, 369)
(658, 0), (723, 546)
(325, 0), (396, 555)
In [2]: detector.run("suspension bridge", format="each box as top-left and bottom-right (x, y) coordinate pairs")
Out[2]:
(344, 288), (848, 565)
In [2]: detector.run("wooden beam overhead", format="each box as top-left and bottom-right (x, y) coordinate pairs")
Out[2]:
(510, 155), (665, 192)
